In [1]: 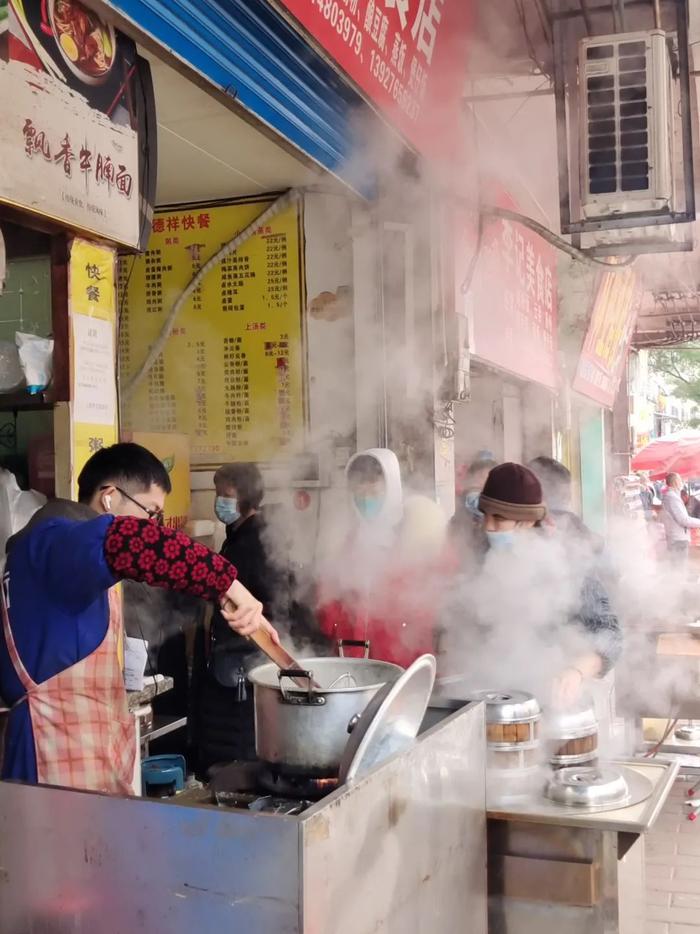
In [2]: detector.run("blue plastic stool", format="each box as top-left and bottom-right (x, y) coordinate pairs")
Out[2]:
(141, 754), (186, 797)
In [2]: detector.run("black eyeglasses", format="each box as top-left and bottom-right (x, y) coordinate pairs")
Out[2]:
(101, 486), (164, 525)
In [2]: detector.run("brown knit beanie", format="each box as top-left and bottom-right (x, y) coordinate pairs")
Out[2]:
(479, 462), (547, 522)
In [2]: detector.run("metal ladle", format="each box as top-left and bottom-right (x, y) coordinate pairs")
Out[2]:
(327, 673), (358, 690)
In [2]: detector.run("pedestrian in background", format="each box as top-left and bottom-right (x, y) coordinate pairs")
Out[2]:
(661, 472), (700, 561)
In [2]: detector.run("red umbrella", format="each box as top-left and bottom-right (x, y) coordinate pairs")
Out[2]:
(632, 431), (700, 480)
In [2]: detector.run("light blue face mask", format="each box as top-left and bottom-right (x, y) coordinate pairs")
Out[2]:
(465, 491), (482, 516)
(485, 529), (515, 551)
(215, 496), (240, 525)
(354, 495), (383, 521)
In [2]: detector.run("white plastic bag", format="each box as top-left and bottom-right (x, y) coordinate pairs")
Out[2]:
(15, 332), (54, 395)
(0, 468), (46, 555)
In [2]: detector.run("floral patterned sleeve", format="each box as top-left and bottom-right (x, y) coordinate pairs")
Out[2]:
(104, 516), (237, 600)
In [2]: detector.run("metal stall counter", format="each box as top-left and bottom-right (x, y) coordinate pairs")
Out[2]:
(426, 691), (679, 934)
(0, 684), (487, 933)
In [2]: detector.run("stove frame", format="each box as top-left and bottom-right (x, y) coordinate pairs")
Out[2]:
(0, 700), (486, 934)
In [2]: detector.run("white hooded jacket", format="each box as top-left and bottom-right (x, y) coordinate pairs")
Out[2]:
(345, 448), (446, 564)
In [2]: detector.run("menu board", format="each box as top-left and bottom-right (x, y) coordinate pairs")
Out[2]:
(119, 198), (304, 467)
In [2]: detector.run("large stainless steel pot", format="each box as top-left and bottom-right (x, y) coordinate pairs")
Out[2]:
(248, 657), (403, 776)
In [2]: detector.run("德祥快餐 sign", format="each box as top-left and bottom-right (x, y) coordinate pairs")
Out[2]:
(119, 197), (304, 467)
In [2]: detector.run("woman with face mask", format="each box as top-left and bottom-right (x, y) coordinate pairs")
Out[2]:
(439, 463), (622, 709)
(193, 462), (290, 775)
(316, 449), (447, 668)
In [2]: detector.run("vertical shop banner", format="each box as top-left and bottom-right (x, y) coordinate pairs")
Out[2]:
(68, 238), (118, 492)
(0, 1), (156, 249)
(459, 198), (560, 390)
(275, 0), (472, 157)
(572, 266), (640, 408)
(120, 198), (305, 467)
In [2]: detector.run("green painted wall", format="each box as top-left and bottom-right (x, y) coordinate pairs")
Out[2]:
(579, 409), (606, 536)
(0, 257), (53, 483)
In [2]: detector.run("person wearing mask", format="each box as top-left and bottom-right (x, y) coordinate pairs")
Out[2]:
(193, 462), (294, 773)
(528, 456), (605, 557)
(0, 443), (275, 792)
(447, 457), (498, 569)
(637, 472), (656, 519)
(440, 463), (622, 708)
(317, 448), (446, 669)
(662, 472), (700, 560)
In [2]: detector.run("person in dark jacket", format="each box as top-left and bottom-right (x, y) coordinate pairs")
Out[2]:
(193, 462), (293, 774)
(440, 463), (622, 708)
(528, 457), (602, 548)
(448, 457), (498, 569)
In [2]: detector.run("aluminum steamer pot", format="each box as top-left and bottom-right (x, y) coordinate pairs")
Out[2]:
(546, 699), (599, 769)
(248, 657), (403, 776)
(470, 689), (543, 805)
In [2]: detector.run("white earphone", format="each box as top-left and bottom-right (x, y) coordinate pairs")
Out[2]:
(104, 494), (113, 512)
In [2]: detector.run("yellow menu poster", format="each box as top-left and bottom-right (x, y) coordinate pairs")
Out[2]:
(119, 197), (305, 467)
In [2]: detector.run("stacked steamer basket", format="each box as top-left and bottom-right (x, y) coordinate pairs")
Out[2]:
(470, 690), (544, 802)
(546, 698), (599, 770)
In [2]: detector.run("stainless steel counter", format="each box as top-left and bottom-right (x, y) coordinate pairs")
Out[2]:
(427, 691), (680, 934)
(487, 759), (679, 934)
(487, 759), (679, 834)
(0, 700), (487, 934)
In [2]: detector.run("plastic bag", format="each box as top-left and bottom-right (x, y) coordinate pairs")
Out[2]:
(0, 468), (46, 556)
(16, 332), (54, 395)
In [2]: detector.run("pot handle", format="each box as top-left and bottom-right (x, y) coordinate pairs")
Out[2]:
(347, 713), (362, 734)
(278, 668), (325, 706)
(338, 639), (370, 659)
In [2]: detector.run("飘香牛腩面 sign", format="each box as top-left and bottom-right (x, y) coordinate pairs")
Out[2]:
(0, 0), (156, 249)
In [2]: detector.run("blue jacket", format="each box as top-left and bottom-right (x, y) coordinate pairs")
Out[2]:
(0, 501), (117, 782)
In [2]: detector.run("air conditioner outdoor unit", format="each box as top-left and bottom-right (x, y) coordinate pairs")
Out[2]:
(579, 29), (675, 220)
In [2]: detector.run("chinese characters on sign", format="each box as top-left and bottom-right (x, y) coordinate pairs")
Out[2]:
(276, 0), (472, 157)
(23, 119), (134, 194)
(120, 200), (304, 466)
(462, 195), (559, 390)
(0, 61), (140, 246)
(572, 266), (640, 408)
(68, 239), (119, 494)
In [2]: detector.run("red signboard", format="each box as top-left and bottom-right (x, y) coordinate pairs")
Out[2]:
(456, 195), (559, 390)
(275, 0), (472, 158)
(572, 266), (640, 408)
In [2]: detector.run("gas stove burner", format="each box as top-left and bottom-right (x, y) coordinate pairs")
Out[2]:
(214, 789), (312, 815)
(258, 765), (339, 800)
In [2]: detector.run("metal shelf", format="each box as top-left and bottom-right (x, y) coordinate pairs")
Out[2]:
(143, 715), (188, 744)
(0, 390), (52, 412)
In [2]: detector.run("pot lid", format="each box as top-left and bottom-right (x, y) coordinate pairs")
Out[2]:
(545, 766), (630, 809)
(338, 654), (437, 785)
(545, 697), (597, 738)
(469, 690), (541, 724)
(675, 723), (700, 742)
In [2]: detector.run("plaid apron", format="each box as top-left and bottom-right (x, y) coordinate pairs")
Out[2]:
(1, 586), (135, 794)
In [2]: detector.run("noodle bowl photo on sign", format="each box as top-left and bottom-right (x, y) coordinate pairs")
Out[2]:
(49, 0), (116, 85)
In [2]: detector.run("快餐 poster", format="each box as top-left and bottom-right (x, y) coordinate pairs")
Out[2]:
(119, 197), (305, 467)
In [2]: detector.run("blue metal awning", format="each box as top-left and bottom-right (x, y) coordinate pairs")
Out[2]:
(102, 0), (372, 186)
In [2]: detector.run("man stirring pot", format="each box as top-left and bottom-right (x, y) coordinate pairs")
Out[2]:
(0, 443), (277, 793)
